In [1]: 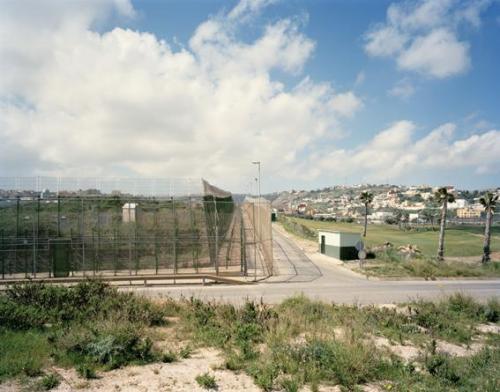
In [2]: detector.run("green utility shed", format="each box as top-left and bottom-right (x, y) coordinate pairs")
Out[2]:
(318, 230), (361, 261)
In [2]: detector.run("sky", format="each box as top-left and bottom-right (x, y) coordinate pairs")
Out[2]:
(1, 0), (499, 194)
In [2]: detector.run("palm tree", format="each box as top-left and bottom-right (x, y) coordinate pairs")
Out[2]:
(479, 192), (498, 263)
(434, 187), (455, 261)
(360, 191), (373, 237)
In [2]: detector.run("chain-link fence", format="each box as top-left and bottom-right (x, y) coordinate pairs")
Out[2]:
(0, 178), (249, 280)
(242, 197), (273, 277)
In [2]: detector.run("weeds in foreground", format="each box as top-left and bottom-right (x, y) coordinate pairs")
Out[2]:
(0, 282), (498, 391)
(38, 373), (60, 390)
(76, 363), (98, 379)
(161, 350), (177, 363)
(195, 372), (217, 389)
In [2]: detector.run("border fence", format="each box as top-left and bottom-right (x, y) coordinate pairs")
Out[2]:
(0, 177), (263, 282)
(242, 197), (273, 277)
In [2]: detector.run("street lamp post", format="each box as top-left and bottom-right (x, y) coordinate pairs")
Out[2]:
(252, 161), (261, 200)
(252, 161), (261, 281)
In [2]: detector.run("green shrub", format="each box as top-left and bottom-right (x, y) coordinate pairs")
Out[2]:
(22, 359), (44, 378)
(425, 353), (461, 384)
(248, 362), (279, 391)
(161, 351), (177, 363)
(281, 339), (395, 388)
(179, 345), (193, 359)
(195, 372), (217, 389)
(224, 352), (245, 371)
(4, 281), (166, 326)
(280, 377), (299, 392)
(56, 322), (155, 369)
(76, 363), (97, 379)
(0, 329), (49, 381)
(0, 297), (46, 329)
(39, 373), (60, 390)
(484, 298), (499, 323)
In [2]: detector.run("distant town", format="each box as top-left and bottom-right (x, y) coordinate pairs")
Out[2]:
(270, 184), (500, 225)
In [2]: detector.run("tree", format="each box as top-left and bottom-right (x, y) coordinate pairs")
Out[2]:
(360, 191), (373, 237)
(421, 208), (437, 228)
(479, 192), (498, 263)
(434, 187), (455, 261)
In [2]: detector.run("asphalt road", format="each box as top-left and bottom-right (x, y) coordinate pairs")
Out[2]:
(126, 227), (500, 304)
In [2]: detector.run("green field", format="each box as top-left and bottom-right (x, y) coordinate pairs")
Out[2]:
(281, 216), (499, 258)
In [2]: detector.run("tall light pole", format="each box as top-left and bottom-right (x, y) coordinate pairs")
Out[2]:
(252, 161), (261, 200)
(252, 161), (261, 281)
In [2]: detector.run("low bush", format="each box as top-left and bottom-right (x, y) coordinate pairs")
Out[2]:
(0, 297), (46, 330)
(195, 372), (217, 389)
(161, 350), (177, 363)
(4, 280), (166, 327)
(76, 363), (98, 379)
(426, 353), (461, 384)
(179, 345), (193, 359)
(0, 329), (50, 381)
(39, 373), (60, 390)
(56, 321), (155, 369)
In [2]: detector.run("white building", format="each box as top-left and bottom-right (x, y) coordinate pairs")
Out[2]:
(448, 199), (468, 210)
(122, 203), (139, 223)
(409, 213), (420, 222)
(368, 211), (394, 223)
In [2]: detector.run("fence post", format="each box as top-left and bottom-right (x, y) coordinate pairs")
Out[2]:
(253, 201), (256, 281)
(57, 195), (61, 237)
(113, 227), (118, 276)
(241, 211), (246, 275)
(35, 196), (40, 277)
(32, 198), (37, 278)
(96, 198), (101, 272)
(70, 228), (74, 276)
(134, 201), (138, 275)
(91, 228), (96, 276)
(189, 197), (198, 273)
(128, 199), (132, 276)
(1, 229), (4, 279)
(49, 238), (52, 278)
(24, 229), (28, 278)
(172, 197), (177, 274)
(14, 196), (20, 276)
(214, 198), (219, 275)
(154, 202), (159, 275)
(81, 197), (86, 277)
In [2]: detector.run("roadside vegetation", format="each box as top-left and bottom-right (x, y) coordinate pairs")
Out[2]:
(1, 281), (499, 391)
(0, 280), (166, 388)
(278, 215), (500, 278)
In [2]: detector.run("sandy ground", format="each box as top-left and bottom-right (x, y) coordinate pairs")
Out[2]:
(2, 321), (498, 392)
(1, 348), (260, 392)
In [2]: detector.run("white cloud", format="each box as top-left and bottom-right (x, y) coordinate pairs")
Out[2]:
(364, 26), (408, 57)
(313, 121), (500, 182)
(364, 0), (491, 78)
(0, 0), (358, 190)
(388, 78), (416, 99)
(329, 92), (363, 118)
(397, 28), (470, 77)
(228, 0), (279, 21)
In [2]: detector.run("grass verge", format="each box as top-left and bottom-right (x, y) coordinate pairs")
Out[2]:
(0, 282), (498, 391)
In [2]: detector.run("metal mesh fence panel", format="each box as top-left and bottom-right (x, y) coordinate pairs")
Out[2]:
(0, 178), (245, 280)
(242, 197), (273, 276)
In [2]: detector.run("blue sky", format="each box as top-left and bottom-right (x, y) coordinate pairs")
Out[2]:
(1, 0), (499, 193)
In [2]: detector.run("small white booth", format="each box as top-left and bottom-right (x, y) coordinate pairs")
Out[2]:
(318, 230), (361, 261)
